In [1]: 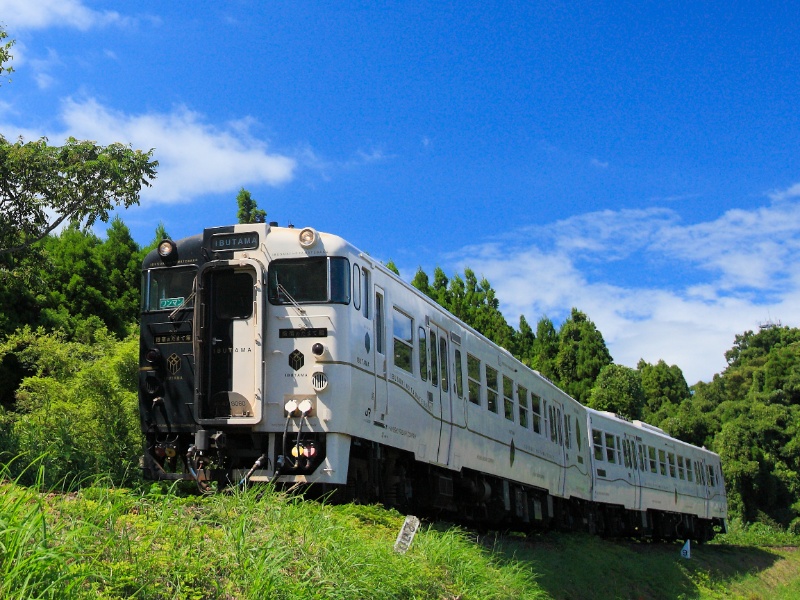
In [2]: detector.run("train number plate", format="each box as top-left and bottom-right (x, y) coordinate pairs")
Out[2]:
(279, 328), (328, 338)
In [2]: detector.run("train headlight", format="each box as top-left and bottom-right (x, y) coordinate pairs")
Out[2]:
(145, 348), (162, 363)
(158, 239), (177, 259)
(298, 227), (317, 248)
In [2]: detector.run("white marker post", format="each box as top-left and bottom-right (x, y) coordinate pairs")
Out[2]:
(394, 515), (421, 554)
(680, 539), (691, 559)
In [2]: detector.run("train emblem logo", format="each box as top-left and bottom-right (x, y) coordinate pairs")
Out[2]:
(167, 353), (181, 374)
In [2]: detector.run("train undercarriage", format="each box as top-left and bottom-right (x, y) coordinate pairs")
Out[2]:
(142, 432), (721, 543)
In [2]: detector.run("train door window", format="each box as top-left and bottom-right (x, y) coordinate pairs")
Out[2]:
(677, 456), (686, 480)
(467, 354), (481, 405)
(375, 292), (384, 353)
(518, 385), (529, 428)
(531, 394), (542, 434)
(486, 366), (498, 413)
(637, 445), (646, 473)
(352, 264), (361, 311)
(686, 459), (694, 482)
(214, 270), (254, 319)
(667, 453), (676, 478)
(503, 376), (514, 421)
(418, 327), (429, 381)
(430, 332), (439, 388)
(454, 349), (464, 398)
(574, 420), (582, 452)
(557, 408), (564, 446)
(362, 269), (371, 318)
(392, 308), (413, 373)
(648, 447), (657, 473)
(605, 433), (617, 463)
(439, 336), (449, 391)
(707, 465), (716, 487)
(564, 415), (572, 450)
(593, 430), (604, 461)
(658, 449), (667, 476)
(548, 406), (559, 444)
(622, 439), (632, 469)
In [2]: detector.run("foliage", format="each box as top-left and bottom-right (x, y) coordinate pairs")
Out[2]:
(236, 187), (266, 224)
(0, 327), (141, 487)
(0, 25), (13, 85)
(587, 364), (645, 420)
(554, 308), (612, 403)
(0, 136), (157, 256)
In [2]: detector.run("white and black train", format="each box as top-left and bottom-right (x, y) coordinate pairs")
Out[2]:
(139, 223), (727, 541)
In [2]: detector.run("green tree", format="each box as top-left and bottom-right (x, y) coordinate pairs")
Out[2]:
(0, 25), (14, 85)
(555, 308), (612, 403)
(411, 267), (432, 298)
(0, 136), (157, 256)
(235, 187), (266, 224)
(588, 364), (645, 420)
(532, 316), (559, 380)
(385, 260), (400, 276)
(638, 359), (691, 422)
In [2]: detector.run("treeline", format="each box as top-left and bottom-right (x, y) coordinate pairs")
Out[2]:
(1, 221), (799, 531)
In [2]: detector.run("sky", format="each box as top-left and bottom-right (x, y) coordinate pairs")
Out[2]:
(2, 1), (799, 384)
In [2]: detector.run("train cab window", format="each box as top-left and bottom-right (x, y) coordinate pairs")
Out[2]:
(686, 459), (694, 482)
(531, 394), (542, 434)
(593, 430), (604, 461)
(467, 354), (481, 405)
(518, 385), (529, 428)
(677, 456), (686, 480)
(439, 336), (449, 391)
(486, 366), (498, 413)
(143, 267), (196, 312)
(375, 292), (384, 354)
(392, 309), (413, 373)
(648, 447), (657, 473)
(352, 264), (362, 311)
(418, 327), (429, 381)
(454, 349), (464, 398)
(503, 376), (514, 421)
(658, 450), (667, 476)
(605, 433), (617, 463)
(268, 257), (351, 304)
(668, 453), (676, 478)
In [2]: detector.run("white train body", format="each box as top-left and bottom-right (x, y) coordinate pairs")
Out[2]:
(139, 223), (726, 539)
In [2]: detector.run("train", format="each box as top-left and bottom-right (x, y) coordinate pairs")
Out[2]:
(138, 222), (727, 541)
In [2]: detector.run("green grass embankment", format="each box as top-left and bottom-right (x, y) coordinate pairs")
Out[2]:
(1, 480), (798, 599)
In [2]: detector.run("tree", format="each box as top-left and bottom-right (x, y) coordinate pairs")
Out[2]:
(0, 136), (158, 256)
(0, 25), (14, 85)
(236, 187), (266, 224)
(532, 316), (559, 380)
(385, 260), (400, 276)
(411, 267), (432, 298)
(588, 364), (645, 420)
(637, 358), (691, 421)
(555, 308), (612, 403)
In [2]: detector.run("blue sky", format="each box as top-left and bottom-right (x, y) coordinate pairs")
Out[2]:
(2, 1), (799, 384)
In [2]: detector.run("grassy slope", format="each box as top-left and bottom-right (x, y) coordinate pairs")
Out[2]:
(1, 481), (798, 599)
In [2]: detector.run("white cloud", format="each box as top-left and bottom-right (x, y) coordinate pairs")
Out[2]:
(445, 196), (800, 384)
(0, 0), (127, 31)
(55, 98), (297, 203)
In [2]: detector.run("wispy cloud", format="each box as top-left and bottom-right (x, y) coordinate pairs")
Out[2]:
(440, 191), (800, 384)
(0, 0), (130, 31)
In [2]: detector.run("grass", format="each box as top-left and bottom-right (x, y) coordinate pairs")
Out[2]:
(1, 471), (798, 599)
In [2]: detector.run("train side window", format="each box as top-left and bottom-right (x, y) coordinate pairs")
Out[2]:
(677, 456), (686, 480)
(418, 327), (429, 381)
(531, 394), (542, 434)
(486, 366), (498, 413)
(375, 292), (384, 354)
(518, 385), (529, 428)
(564, 415), (572, 449)
(605, 433), (616, 463)
(392, 308), (413, 373)
(503, 376), (514, 421)
(686, 459), (694, 482)
(658, 449), (667, 476)
(648, 447), (657, 473)
(467, 354), (481, 405)
(439, 336), (449, 391)
(667, 453), (676, 478)
(593, 429), (604, 461)
(430, 332), (439, 388)
(362, 269), (371, 318)
(454, 349), (464, 398)
(352, 264), (362, 311)
(708, 465), (716, 487)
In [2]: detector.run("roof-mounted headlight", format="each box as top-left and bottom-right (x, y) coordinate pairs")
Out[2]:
(158, 239), (177, 259)
(298, 227), (317, 248)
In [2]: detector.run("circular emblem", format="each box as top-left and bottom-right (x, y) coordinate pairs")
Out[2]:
(167, 353), (181, 374)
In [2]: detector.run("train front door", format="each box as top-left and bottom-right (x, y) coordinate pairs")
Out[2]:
(372, 286), (388, 422)
(198, 263), (263, 424)
(430, 324), (453, 466)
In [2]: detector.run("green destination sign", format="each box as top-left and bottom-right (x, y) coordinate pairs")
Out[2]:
(159, 297), (185, 309)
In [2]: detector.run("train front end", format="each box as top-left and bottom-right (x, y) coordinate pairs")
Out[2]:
(139, 223), (354, 490)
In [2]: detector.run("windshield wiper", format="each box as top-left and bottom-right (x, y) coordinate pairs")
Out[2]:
(277, 282), (307, 316)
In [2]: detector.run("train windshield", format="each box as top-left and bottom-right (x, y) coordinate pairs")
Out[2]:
(268, 257), (350, 305)
(142, 267), (197, 312)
